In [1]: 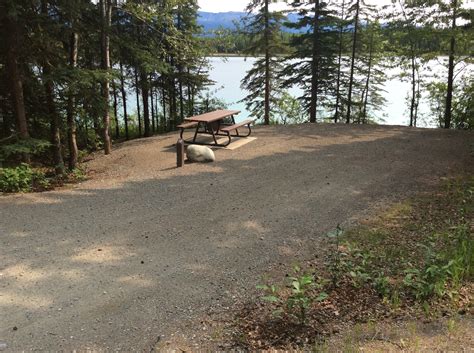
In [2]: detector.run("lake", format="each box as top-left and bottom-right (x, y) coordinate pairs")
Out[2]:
(205, 56), (472, 128)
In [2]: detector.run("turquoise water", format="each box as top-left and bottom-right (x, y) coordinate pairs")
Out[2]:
(205, 56), (472, 128)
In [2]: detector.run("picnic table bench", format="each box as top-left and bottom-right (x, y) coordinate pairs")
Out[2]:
(177, 109), (255, 147)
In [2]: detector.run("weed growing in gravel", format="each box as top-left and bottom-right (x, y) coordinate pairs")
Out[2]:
(257, 266), (328, 325)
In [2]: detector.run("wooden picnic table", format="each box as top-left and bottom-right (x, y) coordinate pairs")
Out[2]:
(177, 109), (254, 147)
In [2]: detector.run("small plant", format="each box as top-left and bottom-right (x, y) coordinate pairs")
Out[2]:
(258, 266), (328, 325)
(0, 164), (50, 193)
(68, 167), (87, 181)
(327, 224), (346, 288)
(0, 138), (51, 162)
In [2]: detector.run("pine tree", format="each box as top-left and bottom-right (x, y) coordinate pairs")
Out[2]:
(241, 0), (287, 125)
(282, 0), (339, 123)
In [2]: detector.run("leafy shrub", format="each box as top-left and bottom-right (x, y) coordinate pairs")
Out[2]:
(0, 164), (50, 193)
(403, 225), (473, 301)
(0, 138), (51, 162)
(258, 266), (328, 325)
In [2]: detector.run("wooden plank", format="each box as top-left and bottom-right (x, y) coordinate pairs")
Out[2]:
(220, 119), (254, 132)
(185, 109), (240, 123)
(177, 121), (198, 129)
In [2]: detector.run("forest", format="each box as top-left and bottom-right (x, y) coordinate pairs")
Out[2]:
(0, 0), (472, 189)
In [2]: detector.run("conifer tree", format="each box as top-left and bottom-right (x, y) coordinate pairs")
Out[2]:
(241, 0), (287, 125)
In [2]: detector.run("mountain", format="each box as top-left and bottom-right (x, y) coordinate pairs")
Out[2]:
(197, 11), (304, 33)
(197, 11), (246, 31)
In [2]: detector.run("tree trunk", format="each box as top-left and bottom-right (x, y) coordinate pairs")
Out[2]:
(161, 84), (167, 131)
(264, 0), (270, 125)
(179, 78), (185, 124)
(150, 84), (156, 134)
(409, 52), (416, 127)
(44, 67), (65, 175)
(100, 0), (112, 154)
(141, 71), (151, 137)
(444, 0), (457, 129)
(309, 0), (321, 123)
(67, 30), (79, 170)
(361, 28), (374, 124)
(3, 13), (29, 159)
(113, 81), (119, 139)
(41, 0), (64, 175)
(119, 62), (129, 140)
(135, 68), (142, 137)
(334, 0), (345, 124)
(346, 0), (360, 124)
(414, 78), (420, 127)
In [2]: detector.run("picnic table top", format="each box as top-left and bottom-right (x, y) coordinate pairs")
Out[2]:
(184, 109), (240, 123)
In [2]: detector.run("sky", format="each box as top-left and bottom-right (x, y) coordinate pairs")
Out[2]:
(197, 0), (394, 13)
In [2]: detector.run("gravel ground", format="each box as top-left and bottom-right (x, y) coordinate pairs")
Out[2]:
(0, 124), (472, 351)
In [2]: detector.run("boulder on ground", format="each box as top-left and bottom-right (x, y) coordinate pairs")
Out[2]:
(186, 145), (215, 163)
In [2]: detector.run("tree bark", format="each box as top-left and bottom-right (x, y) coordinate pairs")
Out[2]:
(264, 0), (270, 125)
(3, 13), (30, 156)
(309, 0), (321, 123)
(119, 62), (129, 140)
(67, 30), (79, 170)
(334, 0), (345, 123)
(135, 68), (142, 137)
(444, 0), (457, 129)
(346, 0), (360, 124)
(41, 0), (64, 175)
(113, 80), (119, 139)
(150, 83), (156, 134)
(100, 0), (112, 154)
(161, 84), (167, 131)
(409, 52), (416, 127)
(141, 71), (151, 137)
(362, 27), (374, 124)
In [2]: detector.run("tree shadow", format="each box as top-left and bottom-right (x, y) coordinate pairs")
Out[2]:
(0, 124), (472, 351)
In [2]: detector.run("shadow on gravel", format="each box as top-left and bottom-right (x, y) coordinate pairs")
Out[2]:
(0, 125), (472, 351)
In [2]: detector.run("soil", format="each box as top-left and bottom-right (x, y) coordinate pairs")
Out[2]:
(0, 124), (472, 351)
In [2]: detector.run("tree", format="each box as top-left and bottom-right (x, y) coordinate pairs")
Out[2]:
(282, 0), (339, 123)
(100, 0), (112, 154)
(333, 0), (348, 123)
(356, 16), (387, 124)
(387, 0), (430, 127)
(1, 2), (30, 149)
(241, 0), (287, 125)
(345, 0), (361, 123)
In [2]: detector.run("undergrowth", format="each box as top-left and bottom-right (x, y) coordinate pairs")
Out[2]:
(0, 164), (87, 193)
(242, 176), (473, 349)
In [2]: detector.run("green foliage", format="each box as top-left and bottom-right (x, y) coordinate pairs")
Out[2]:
(0, 164), (50, 193)
(326, 224), (346, 288)
(69, 167), (87, 182)
(403, 225), (473, 300)
(240, 0), (288, 124)
(258, 266), (328, 325)
(426, 76), (474, 129)
(0, 139), (51, 162)
(274, 91), (307, 125)
(338, 179), (473, 305)
(196, 89), (228, 114)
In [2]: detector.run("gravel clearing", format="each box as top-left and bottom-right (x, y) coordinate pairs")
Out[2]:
(0, 124), (472, 351)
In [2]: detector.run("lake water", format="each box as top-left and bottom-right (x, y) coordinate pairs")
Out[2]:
(205, 56), (472, 128)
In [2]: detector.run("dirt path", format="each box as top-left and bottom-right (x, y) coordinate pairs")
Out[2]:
(0, 124), (472, 351)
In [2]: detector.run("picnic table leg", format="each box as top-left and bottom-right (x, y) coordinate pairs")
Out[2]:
(192, 122), (201, 143)
(208, 122), (219, 145)
(229, 115), (240, 137)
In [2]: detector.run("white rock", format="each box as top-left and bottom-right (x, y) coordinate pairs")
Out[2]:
(186, 145), (215, 163)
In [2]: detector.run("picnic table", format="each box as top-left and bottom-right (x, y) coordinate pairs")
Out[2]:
(177, 109), (254, 147)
